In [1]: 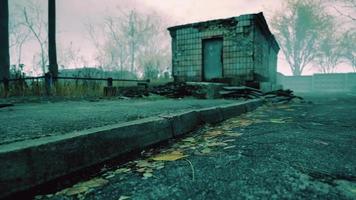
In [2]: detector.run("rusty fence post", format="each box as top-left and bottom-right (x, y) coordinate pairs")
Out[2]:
(107, 78), (113, 87)
(45, 73), (53, 96)
(3, 78), (9, 97)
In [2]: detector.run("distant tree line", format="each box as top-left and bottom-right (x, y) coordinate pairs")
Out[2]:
(271, 0), (356, 75)
(86, 9), (171, 79)
(1, 0), (171, 80)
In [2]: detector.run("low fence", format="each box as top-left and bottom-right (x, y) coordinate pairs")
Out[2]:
(278, 73), (356, 92)
(0, 75), (150, 97)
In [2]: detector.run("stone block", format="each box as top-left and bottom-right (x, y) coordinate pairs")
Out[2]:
(219, 102), (247, 120)
(161, 111), (201, 137)
(0, 117), (172, 199)
(244, 99), (263, 112)
(197, 107), (223, 124)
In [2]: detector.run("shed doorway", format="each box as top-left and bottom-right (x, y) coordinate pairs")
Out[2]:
(203, 38), (223, 81)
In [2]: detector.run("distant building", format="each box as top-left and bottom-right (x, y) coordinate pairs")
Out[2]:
(168, 12), (280, 89)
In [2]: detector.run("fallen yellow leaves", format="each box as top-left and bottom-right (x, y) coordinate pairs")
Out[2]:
(56, 178), (108, 197)
(204, 130), (223, 137)
(142, 172), (153, 179)
(224, 132), (243, 137)
(118, 196), (131, 200)
(115, 167), (131, 174)
(131, 159), (165, 179)
(236, 119), (254, 127)
(207, 142), (228, 147)
(223, 145), (236, 150)
(151, 151), (187, 161)
(201, 148), (212, 154)
(182, 137), (195, 143)
(269, 118), (286, 123)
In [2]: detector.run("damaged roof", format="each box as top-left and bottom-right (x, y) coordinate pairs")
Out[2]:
(168, 12), (279, 51)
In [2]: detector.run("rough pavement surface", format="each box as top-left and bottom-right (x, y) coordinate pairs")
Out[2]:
(36, 93), (356, 200)
(0, 99), (236, 145)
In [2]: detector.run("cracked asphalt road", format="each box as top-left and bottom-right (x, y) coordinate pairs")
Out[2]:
(37, 93), (356, 200)
(0, 98), (236, 145)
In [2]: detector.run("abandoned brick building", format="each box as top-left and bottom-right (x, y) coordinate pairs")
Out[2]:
(168, 12), (280, 89)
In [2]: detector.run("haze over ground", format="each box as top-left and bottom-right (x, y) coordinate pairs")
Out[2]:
(9, 0), (355, 76)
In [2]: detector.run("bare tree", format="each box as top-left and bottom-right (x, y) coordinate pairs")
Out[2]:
(340, 31), (356, 72)
(23, 1), (48, 74)
(10, 24), (31, 67)
(120, 10), (159, 73)
(86, 8), (171, 78)
(9, 6), (31, 68)
(104, 17), (128, 72)
(58, 42), (86, 68)
(0, 0), (10, 80)
(271, 0), (332, 76)
(314, 19), (344, 73)
(138, 14), (171, 78)
(329, 0), (356, 22)
(85, 22), (106, 68)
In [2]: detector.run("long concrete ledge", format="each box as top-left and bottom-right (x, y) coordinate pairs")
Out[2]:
(0, 99), (263, 198)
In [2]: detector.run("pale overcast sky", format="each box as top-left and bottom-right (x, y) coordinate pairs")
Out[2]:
(10, 0), (354, 75)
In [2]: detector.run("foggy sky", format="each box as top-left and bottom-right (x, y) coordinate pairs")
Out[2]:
(9, 0), (354, 75)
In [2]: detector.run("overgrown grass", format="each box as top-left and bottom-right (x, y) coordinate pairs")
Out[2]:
(0, 78), (173, 98)
(0, 79), (103, 98)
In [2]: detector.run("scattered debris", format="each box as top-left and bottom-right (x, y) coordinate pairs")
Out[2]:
(118, 86), (149, 98)
(149, 82), (202, 98)
(264, 89), (303, 103)
(219, 86), (263, 99)
(219, 86), (303, 103)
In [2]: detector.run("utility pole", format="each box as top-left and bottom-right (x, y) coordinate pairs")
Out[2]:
(48, 0), (58, 78)
(0, 0), (10, 81)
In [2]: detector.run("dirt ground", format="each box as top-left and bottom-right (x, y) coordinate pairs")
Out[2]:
(35, 92), (356, 200)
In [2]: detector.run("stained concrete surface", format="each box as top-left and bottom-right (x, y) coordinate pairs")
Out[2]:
(38, 93), (356, 200)
(0, 98), (237, 145)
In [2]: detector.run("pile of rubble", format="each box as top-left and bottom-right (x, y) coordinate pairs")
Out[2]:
(219, 86), (263, 99)
(149, 82), (303, 103)
(118, 86), (149, 98)
(149, 82), (203, 98)
(263, 89), (303, 103)
(112, 81), (302, 103)
(219, 86), (303, 103)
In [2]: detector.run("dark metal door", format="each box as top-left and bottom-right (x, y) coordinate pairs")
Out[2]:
(203, 38), (223, 81)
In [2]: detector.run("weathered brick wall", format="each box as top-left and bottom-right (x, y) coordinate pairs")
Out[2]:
(171, 27), (202, 81)
(171, 15), (255, 82)
(253, 24), (278, 84)
(223, 15), (255, 84)
(170, 14), (278, 84)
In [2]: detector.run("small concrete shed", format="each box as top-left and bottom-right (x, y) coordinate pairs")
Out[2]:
(168, 12), (280, 90)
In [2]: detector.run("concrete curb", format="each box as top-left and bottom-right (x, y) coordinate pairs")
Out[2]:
(0, 99), (264, 198)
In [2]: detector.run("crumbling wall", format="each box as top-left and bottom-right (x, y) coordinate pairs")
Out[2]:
(171, 27), (202, 82)
(223, 14), (255, 84)
(170, 15), (255, 83)
(253, 21), (278, 87)
(170, 13), (278, 85)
